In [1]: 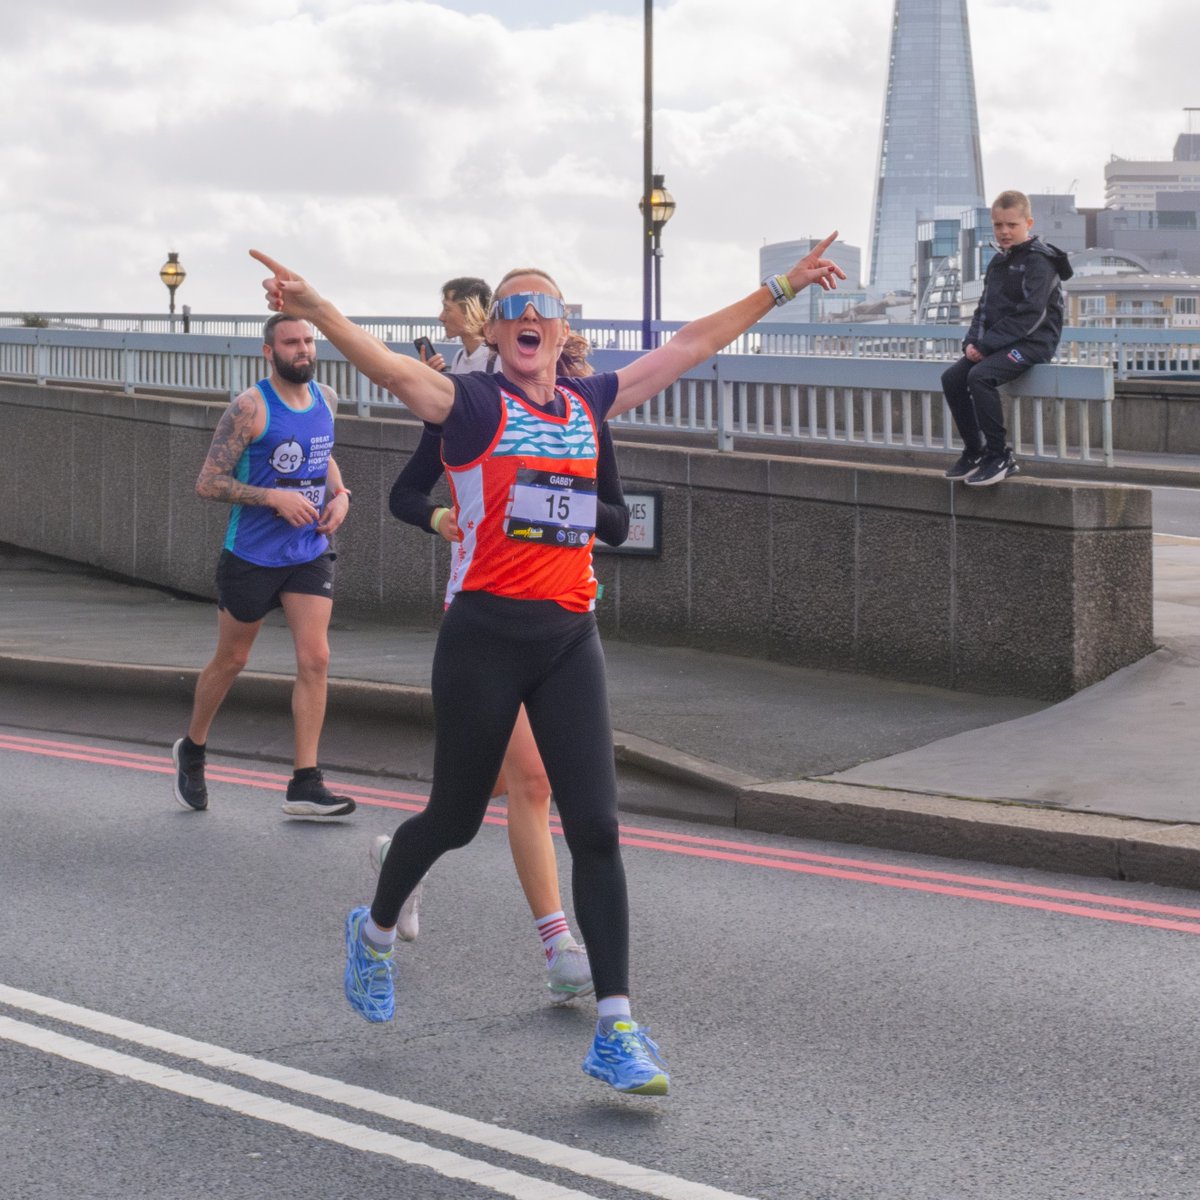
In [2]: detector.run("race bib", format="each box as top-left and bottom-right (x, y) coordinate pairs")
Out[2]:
(505, 468), (597, 548)
(275, 475), (327, 509)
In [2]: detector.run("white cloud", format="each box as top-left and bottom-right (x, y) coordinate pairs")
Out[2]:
(0, 0), (1195, 320)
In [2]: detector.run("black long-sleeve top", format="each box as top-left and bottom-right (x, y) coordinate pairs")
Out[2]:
(389, 424), (631, 547)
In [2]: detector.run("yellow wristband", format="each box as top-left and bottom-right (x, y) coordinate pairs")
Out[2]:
(431, 507), (450, 535)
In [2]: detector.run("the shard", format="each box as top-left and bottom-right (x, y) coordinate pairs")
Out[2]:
(867, 0), (986, 298)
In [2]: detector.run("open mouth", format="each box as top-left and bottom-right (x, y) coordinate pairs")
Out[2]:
(517, 330), (542, 350)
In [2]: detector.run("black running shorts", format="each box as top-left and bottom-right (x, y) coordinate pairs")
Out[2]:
(215, 550), (336, 624)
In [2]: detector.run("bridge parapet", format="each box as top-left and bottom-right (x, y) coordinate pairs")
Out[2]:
(0, 380), (1152, 701)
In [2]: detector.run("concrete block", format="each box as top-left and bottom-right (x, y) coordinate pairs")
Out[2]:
(22, 409), (64, 554)
(855, 508), (954, 686)
(768, 498), (857, 667)
(954, 521), (1075, 698)
(688, 487), (772, 657)
(766, 456), (858, 505)
(1071, 528), (1155, 688)
(133, 419), (172, 587)
(68, 413), (106, 563)
(610, 484), (691, 644)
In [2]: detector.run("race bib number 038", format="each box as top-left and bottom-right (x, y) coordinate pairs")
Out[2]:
(275, 475), (327, 509)
(505, 468), (597, 548)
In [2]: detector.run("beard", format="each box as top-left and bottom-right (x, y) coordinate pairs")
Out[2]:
(274, 357), (317, 384)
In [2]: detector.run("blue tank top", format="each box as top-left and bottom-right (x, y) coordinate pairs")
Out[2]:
(223, 378), (335, 566)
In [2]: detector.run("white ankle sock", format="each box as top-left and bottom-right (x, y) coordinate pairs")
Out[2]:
(363, 914), (396, 949)
(596, 997), (632, 1030)
(535, 911), (573, 960)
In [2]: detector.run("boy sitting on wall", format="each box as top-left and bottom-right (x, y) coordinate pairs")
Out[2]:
(942, 189), (1073, 487)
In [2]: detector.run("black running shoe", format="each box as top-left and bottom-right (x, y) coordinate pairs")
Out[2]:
(282, 769), (356, 818)
(964, 447), (1020, 487)
(172, 737), (208, 811)
(944, 449), (985, 481)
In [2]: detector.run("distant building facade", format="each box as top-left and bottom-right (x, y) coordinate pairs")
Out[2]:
(1064, 250), (1200, 330)
(758, 239), (865, 322)
(867, 0), (986, 299)
(1104, 128), (1200, 210)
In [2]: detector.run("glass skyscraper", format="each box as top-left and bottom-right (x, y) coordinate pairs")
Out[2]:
(867, 0), (986, 298)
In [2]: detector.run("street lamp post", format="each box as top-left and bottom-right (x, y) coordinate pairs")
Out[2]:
(641, 0), (654, 351)
(639, 174), (676, 332)
(159, 251), (186, 319)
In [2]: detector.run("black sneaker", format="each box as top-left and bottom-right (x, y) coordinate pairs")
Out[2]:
(172, 737), (208, 811)
(964, 447), (1020, 487)
(282, 769), (356, 818)
(944, 448), (985, 481)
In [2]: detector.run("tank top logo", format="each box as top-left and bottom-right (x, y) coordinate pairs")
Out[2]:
(269, 438), (305, 474)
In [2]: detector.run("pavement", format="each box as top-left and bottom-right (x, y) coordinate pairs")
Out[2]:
(2, 530), (1200, 892)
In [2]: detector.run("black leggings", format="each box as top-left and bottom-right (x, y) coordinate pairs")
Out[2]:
(370, 590), (629, 998)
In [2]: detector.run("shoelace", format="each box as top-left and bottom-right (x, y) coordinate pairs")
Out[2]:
(357, 943), (395, 992)
(607, 1025), (667, 1069)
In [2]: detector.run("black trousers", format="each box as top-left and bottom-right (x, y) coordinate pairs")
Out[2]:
(370, 589), (629, 999)
(941, 348), (1036, 457)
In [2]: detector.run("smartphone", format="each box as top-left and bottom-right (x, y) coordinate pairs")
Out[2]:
(413, 336), (436, 362)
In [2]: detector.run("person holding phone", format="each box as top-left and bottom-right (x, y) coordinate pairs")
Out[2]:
(382, 317), (628, 1009)
(412, 277), (495, 374)
(252, 238), (844, 1096)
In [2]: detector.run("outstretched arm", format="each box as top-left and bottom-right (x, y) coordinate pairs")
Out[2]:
(610, 232), (845, 418)
(250, 249), (456, 424)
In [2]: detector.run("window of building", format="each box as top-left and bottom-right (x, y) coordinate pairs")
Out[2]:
(1079, 297), (1107, 315)
(1175, 296), (1198, 315)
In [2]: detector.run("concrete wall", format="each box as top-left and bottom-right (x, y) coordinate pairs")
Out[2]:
(1113, 380), (1200, 454)
(0, 381), (1154, 701)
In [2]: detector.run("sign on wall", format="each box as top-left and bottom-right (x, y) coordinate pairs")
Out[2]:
(596, 490), (662, 558)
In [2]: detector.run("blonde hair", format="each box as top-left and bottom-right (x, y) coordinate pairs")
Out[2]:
(441, 276), (491, 341)
(558, 331), (593, 378)
(992, 190), (1031, 218)
(495, 267), (562, 297)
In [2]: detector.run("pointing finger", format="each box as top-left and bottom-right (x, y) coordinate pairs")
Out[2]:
(249, 249), (293, 279)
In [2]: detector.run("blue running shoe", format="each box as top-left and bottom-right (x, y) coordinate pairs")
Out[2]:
(582, 1021), (669, 1096)
(343, 905), (395, 1023)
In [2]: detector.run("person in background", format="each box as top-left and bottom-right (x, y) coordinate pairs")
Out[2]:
(417, 276), (496, 375)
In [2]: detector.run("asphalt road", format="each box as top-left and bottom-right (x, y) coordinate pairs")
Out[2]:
(4, 718), (1200, 1200)
(1150, 484), (1200, 537)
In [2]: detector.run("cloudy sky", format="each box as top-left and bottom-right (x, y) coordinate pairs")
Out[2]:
(1, 0), (1194, 320)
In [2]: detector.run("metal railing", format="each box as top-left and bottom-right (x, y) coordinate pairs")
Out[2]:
(0, 326), (1114, 466)
(2, 310), (1198, 380)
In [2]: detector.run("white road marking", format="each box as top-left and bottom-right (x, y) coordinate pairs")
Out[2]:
(0, 985), (758, 1200)
(0, 1014), (598, 1200)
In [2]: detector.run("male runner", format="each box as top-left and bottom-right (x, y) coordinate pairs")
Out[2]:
(172, 313), (355, 818)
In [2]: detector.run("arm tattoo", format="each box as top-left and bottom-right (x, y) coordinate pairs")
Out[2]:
(196, 392), (273, 505)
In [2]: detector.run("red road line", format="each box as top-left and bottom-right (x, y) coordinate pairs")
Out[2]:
(3, 732), (1197, 933)
(615, 836), (1200, 936)
(606, 821), (1200, 920)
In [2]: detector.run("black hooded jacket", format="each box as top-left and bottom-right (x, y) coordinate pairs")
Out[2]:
(966, 236), (1073, 361)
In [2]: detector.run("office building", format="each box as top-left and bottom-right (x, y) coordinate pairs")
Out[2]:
(1105, 115), (1200, 210)
(758, 239), (865, 322)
